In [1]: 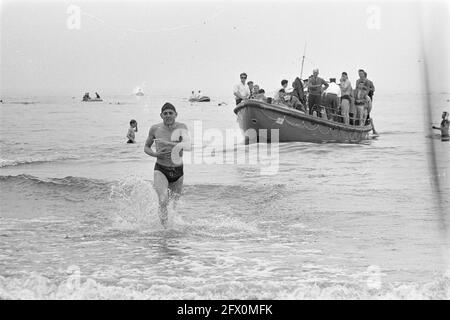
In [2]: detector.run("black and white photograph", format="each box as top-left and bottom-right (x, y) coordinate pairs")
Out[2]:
(0, 0), (449, 303)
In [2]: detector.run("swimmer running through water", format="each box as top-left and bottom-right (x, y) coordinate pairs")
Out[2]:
(144, 103), (190, 227)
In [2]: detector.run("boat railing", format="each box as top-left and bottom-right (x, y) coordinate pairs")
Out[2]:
(306, 103), (371, 126)
(264, 97), (371, 127)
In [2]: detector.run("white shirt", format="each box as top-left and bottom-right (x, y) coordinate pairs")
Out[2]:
(274, 87), (289, 101)
(325, 82), (341, 97)
(233, 82), (250, 100)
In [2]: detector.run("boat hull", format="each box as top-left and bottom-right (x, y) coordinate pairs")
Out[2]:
(82, 98), (103, 102)
(189, 96), (210, 102)
(234, 100), (372, 143)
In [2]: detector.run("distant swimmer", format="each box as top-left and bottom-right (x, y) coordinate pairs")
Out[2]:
(144, 102), (190, 227)
(95, 92), (101, 99)
(432, 111), (449, 141)
(127, 119), (138, 143)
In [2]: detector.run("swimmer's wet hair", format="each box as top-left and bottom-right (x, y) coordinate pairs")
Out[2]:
(130, 119), (137, 125)
(161, 102), (176, 113)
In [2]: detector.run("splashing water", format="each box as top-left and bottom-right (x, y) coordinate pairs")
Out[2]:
(108, 176), (190, 232)
(109, 176), (162, 230)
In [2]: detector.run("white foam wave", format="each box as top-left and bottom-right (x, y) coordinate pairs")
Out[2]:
(1, 273), (448, 300)
(0, 155), (79, 168)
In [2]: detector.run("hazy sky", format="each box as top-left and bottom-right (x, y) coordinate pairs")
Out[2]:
(1, 0), (448, 97)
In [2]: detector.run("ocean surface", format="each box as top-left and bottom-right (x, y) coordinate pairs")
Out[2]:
(1, 92), (449, 299)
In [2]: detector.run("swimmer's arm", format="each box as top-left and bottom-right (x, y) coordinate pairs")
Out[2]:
(144, 127), (173, 160)
(144, 127), (159, 157)
(432, 126), (442, 131)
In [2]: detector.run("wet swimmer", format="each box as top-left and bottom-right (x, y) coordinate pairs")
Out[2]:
(144, 103), (190, 227)
(126, 119), (138, 143)
(432, 111), (449, 141)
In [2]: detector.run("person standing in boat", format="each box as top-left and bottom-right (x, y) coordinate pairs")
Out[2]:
(95, 92), (101, 99)
(356, 70), (375, 102)
(340, 72), (353, 125)
(323, 78), (341, 121)
(292, 77), (306, 105)
(233, 72), (251, 105)
(308, 69), (329, 117)
(353, 82), (371, 126)
(356, 70), (377, 132)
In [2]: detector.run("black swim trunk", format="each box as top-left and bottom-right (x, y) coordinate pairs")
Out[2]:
(154, 163), (184, 183)
(127, 139), (134, 144)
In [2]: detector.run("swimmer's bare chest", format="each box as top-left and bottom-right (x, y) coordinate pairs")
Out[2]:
(153, 123), (183, 142)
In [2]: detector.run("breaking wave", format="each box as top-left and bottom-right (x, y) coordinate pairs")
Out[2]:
(0, 273), (448, 300)
(0, 155), (80, 168)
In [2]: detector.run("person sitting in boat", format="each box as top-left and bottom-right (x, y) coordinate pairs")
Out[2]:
(278, 90), (305, 112)
(253, 88), (266, 101)
(323, 78), (341, 122)
(432, 111), (449, 141)
(247, 81), (255, 97)
(190, 91), (196, 100)
(353, 82), (371, 126)
(83, 92), (91, 100)
(249, 84), (260, 98)
(95, 92), (101, 99)
(274, 80), (289, 101)
(197, 90), (202, 98)
(308, 69), (329, 117)
(233, 72), (250, 105)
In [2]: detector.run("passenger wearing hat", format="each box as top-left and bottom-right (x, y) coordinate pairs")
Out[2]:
(144, 102), (190, 227)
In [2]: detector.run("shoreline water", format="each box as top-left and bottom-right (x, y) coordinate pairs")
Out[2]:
(1, 92), (449, 299)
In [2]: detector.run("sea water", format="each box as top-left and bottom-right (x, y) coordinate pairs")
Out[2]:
(0, 93), (449, 299)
